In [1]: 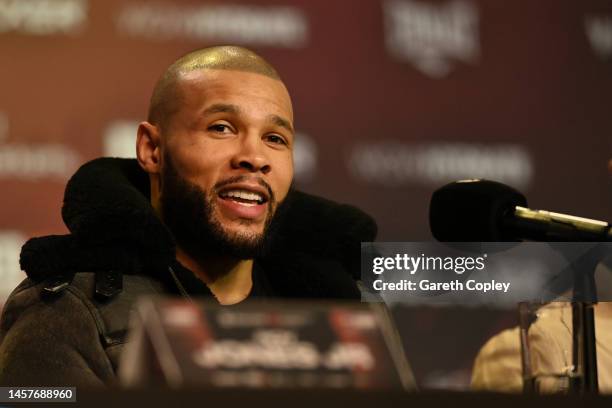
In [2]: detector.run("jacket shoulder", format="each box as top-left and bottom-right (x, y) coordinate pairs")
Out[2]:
(0, 272), (167, 386)
(0, 274), (113, 386)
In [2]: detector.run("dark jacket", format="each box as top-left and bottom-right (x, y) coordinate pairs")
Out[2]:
(0, 158), (376, 387)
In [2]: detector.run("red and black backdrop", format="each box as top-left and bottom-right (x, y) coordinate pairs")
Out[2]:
(0, 0), (611, 387)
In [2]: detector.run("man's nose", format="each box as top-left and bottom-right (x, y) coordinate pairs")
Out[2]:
(230, 134), (271, 174)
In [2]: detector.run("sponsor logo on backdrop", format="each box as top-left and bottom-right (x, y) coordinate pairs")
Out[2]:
(103, 120), (317, 182)
(0, 144), (81, 180)
(0, 231), (26, 305)
(585, 15), (612, 60)
(383, 0), (480, 78)
(0, 112), (81, 180)
(0, 0), (87, 35)
(347, 142), (532, 188)
(103, 120), (138, 158)
(293, 133), (317, 183)
(115, 3), (308, 48)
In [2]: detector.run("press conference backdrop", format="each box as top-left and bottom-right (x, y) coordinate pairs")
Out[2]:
(0, 0), (611, 389)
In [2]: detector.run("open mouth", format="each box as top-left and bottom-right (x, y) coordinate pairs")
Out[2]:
(218, 189), (268, 207)
(215, 181), (272, 220)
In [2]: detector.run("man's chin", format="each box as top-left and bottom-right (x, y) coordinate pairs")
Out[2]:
(213, 228), (267, 260)
(217, 223), (265, 243)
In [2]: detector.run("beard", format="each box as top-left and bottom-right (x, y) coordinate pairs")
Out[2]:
(159, 152), (286, 262)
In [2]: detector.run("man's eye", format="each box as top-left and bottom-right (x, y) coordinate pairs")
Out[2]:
(266, 134), (287, 145)
(209, 124), (231, 133)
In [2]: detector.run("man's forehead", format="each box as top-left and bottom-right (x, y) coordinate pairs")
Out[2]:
(147, 46), (289, 129)
(176, 69), (293, 118)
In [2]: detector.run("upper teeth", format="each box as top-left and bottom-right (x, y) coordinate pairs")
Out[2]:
(221, 190), (264, 203)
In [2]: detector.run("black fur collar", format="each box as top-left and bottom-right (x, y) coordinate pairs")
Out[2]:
(20, 158), (377, 298)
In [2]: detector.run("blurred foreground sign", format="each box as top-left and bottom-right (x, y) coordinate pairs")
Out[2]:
(119, 298), (415, 390)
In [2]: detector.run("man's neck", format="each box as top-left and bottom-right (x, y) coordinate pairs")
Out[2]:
(175, 246), (254, 305)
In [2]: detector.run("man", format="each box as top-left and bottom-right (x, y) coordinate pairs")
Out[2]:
(0, 46), (376, 386)
(138, 44), (295, 305)
(471, 302), (612, 393)
(471, 159), (612, 393)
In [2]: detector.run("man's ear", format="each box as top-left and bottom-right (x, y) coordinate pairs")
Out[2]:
(136, 121), (162, 174)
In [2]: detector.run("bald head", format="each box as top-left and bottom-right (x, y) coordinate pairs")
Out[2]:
(147, 46), (282, 130)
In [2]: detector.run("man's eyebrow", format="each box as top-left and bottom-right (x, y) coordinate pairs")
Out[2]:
(269, 114), (294, 134)
(203, 103), (293, 134)
(203, 103), (241, 115)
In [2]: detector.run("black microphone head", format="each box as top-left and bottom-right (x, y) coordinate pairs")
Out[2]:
(429, 179), (528, 241)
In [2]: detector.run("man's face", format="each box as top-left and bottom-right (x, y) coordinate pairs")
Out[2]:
(159, 69), (294, 258)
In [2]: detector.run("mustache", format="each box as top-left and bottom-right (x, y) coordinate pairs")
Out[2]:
(213, 175), (275, 203)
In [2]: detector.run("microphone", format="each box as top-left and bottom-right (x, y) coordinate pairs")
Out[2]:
(429, 179), (612, 242)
